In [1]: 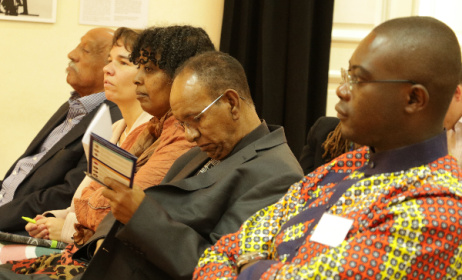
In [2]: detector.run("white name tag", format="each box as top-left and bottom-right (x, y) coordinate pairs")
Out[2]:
(309, 213), (354, 247)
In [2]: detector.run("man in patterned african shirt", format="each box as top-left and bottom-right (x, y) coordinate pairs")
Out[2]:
(193, 16), (462, 279)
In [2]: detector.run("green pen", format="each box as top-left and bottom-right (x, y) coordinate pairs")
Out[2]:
(22, 216), (37, 224)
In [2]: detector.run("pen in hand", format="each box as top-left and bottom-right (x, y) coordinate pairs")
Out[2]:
(21, 216), (61, 248)
(22, 216), (37, 224)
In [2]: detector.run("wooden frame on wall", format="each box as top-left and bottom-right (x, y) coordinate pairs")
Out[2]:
(0, 0), (57, 23)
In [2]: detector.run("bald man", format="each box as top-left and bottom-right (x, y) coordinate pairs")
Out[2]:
(194, 16), (462, 279)
(0, 28), (122, 233)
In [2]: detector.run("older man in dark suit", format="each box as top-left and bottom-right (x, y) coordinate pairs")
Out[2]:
(0, 28), (122, 233)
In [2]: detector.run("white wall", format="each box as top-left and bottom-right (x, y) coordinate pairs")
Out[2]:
(3, 0), (462, 176)
(0, 0), (224, 176)
(327, 0), (462, 117)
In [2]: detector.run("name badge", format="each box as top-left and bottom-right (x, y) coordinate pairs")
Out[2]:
(309, 213), (354, 247)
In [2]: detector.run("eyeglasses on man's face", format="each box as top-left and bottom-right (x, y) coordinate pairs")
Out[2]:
(178, 93), (247, 130)
(194, 93), (225, 121)
(340, 68), (417, 93)
(177, 93), (225, 130)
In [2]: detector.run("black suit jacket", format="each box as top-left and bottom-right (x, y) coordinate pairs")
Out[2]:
(0, 99), (122, 233)
(298, 116), (340, 174)
(73, 124), (304, 280)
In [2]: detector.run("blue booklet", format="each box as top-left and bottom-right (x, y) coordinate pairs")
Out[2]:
(87, 133), (137, 189)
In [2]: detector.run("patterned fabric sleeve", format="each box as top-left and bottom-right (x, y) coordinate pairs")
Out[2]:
(194, 180), (307, 279)
(194, 152), (462, 280)
(193, 156), (342, 280)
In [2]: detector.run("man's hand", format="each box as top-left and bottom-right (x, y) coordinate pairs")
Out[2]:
(25, 215), (65, 240)
(101, 178), (145, 224)
(239, 260), (259, 274)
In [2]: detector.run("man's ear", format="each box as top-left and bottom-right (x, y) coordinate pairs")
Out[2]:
(404, 84), (429, 114)
(454, 85), (462, 102)
(224, 89), (241, 120)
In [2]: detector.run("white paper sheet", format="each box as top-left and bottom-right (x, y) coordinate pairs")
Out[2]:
(79, 0), (149, 29)
(82, 104), (113, 159)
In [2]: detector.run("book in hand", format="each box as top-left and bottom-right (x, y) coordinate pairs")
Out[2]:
(87, 132), (137, 189)
(0, 231), (67, 249)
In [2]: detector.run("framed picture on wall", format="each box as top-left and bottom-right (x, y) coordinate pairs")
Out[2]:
(0, 0), (57, 23)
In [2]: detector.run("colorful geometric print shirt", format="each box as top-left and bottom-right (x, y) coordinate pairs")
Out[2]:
(194, 132), (462, 279)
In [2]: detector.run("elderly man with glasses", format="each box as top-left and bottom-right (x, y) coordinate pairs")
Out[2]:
(193, 16), (462, 279)
(51, 51), (303, 280)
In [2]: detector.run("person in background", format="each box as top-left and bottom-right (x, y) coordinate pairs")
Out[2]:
(0, 28), (122, 234)
(299, 116), (360, 174)
(193, 16), (462, 279)
(444, 65), (462, 167)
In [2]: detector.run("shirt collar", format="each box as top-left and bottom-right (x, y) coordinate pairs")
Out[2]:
(226, 120), (270, 158)
(455, 116), (462, 129)
(457, 116), (462, 124)
(363, 132), (448, 176)
(68, 91), (106, 114)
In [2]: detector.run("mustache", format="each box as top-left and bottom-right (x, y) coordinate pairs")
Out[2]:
(66, 61), (78, 73)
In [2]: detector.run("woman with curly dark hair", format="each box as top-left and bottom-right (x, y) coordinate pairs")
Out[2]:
(130, 25), (215, 115)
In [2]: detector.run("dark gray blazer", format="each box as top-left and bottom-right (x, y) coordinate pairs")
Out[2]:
(0, 99), (121, 233)
(73, 124), (304, 280)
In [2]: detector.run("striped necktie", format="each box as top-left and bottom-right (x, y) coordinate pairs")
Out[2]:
(197, 159), (221, 174)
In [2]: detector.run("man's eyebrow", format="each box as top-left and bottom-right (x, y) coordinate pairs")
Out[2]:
(173, 109), (196, 120)
(350, 65), (371, 76)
